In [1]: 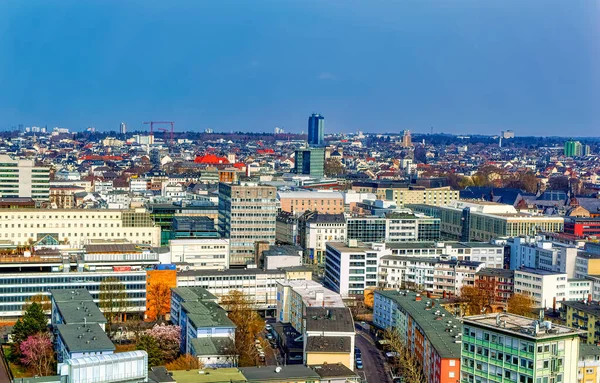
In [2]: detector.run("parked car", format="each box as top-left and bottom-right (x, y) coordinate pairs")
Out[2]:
(266, 333), (274, 340)
(354, 347), (361, 357)
(265, 324), (272, 331)
(356, 359), (363, 369)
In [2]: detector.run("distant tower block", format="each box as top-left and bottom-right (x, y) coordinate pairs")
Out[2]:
(120, 122), (127, 134)
(307, 113), (325, 146)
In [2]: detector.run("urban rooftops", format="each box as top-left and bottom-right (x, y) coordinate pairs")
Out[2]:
(305, 307), (354, 333)
(56, 323), (115, 353)
(464, 313), (584, 340)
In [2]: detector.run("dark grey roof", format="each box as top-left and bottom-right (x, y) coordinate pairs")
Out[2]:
(148, 367), (176, 383)
(239, 365), (320, 382)
(305, 336), (351, 353)
(579, 343), (600, 359)
(263, 245), (302, 257)
(171, 287), (218, 302)
(305, 307), (354, 333)
(310, 363), (358, 379)
(305, 213), (346, 224)
(561, 300), (600, 316)
(55, 300), (106, 325)
(56, 324), (115, 353)
(190, 336), (235, 356)
(50, 289), (94, 303)
(477, 268), (514, 278)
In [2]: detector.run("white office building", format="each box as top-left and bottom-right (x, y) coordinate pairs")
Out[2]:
(514, 268), (590, 309)
(170, 238), (230, 270)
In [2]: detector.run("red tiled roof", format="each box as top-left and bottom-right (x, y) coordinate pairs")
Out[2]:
(79, 155), (124, 161)
(194, 154), (230, 165)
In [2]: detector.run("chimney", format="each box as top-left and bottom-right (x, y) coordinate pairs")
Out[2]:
(427, 292), (431, 299)
(415, 296), (422, 302)
(589, 294), (593, 304)
(443, 291), (447, 299)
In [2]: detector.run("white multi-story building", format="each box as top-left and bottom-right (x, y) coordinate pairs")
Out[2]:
(379, 256), (437, 291)
(303, 213), (346, 265)
(276, 280), (343, 332)
(514, 268), (590, 309)
(509, 236), (578, 277)
(0, 154), (49, 200)
(432, 260), (484, 296)
(129, 177), (148, 193)
(386, 242), (504, 269)
(324, 241), (391, 297)
(0, 208), (160, 247)
(170, 238), (230, 270)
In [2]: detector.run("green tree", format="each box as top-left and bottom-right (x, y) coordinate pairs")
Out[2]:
(99, 277), (128, 338)
(12, 302), (48, 345)
(136, 334), (163, 367)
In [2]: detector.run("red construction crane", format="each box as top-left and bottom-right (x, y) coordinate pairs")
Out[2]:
(143, 121), (175, 142)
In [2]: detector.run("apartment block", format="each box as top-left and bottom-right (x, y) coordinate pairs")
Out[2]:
(514, 268), (591, 309)
(391, 186), (459, 207)
(475, 268), (515, 304)
(379, 256), (436, 290)
(433, 260), (484, 296)
(278, 191), (344, 215)
(218, 182), (277, 265)
(324, 241), (391, 297)
(461, 313), (583, 383)
(373, 291), (461, 383)
(509, 236), (579, 277)
(301, 212), (346, 265)
(0, 154), (50, 201)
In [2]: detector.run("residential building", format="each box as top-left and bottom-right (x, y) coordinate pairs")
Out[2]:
(379, 256), (437, 291)
(513, 268), (591, 309)
(324, 241), (391, 297)
(509, 236), (579, 277)
(392, 186), (459, 207)
(475, 268), (515, 304)
(146, 201), (219, 246)
(0, 208), (160, 247)
(50, 289), (107, 331)
(307, 113), (325, 147)
(0, 154), (50, 201)
(276, 211), (299, 246)
(578, 343), (600, 383)
(55, 323), (115, 363)
(346, 213), (441, 244)
(562, 300), (600, 344)
(386, 241), (504, 268)
(177, 267), (312, 315)
(170, 287), (236, 366)
(565, 139), (583, 157)
(432, 260), (484, 296)
(461, 313), (583, 383)
(49, 186), (85, 208)
(218, 182), (277, 265)
(409, 201), (564, 241)
(301, 212), (346, 265)
(303, 307), (355, 370)
(276, 280), (344, 332)
(169, 238), (230, 270)
(575, 252), (600, 279)
(278, 191), (344, 215)
(373, 291), (461, 383)
(294, 147), (326, 178)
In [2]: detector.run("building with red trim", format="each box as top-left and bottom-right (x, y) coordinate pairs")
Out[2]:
(564, 217), (600, 238)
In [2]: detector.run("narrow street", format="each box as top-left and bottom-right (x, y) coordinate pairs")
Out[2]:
(355, 325), (392, 383)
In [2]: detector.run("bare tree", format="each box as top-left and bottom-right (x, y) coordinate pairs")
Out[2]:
(99, 277), (128, 337)
(384, 329), (426, 383)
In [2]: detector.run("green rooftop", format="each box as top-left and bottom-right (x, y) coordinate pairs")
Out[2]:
(183, 301), (236, 330)
(171, 368), (246, 383)
(50, 289), (94, 302)
(375, 290), (461, 359)
(172, 287), (218, 302)
(190, 337), (235, 356)
(55, 300), (107, 325)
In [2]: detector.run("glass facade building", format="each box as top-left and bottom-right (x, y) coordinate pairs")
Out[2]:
(307, 113), (325, 147)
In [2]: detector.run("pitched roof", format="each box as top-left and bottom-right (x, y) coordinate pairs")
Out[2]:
(56, 323), (115, 353)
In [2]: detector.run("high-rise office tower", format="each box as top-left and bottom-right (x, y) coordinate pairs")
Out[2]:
(120, 122), (127, 134)
(0, 154), (50, 201)
(307, 113), (325, 146)
(218, 182), (277, 266)
(401, 130), (412, 148)
(564, 139), (582, 157)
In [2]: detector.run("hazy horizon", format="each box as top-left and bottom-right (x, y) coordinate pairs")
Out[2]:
(1, 1), (598, 136)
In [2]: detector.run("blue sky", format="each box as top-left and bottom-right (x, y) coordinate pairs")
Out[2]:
(0, 0), (598, 136)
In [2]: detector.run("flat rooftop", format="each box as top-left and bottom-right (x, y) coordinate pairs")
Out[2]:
(305, 307), (354, 333)
(56, 323), (115, 353)
(172, 287), (218, 302)
(50, 289), (94, 302)
(375, 290), (461, 359)
(239, 365), (321, 382)
(515, 267), (566, 276)
(55, 300), (107, 325)
(306, 336), (351, 353)
(278, 280), (344, 308)
(171, 368), (245, 383)
(463, 313), (584, 340)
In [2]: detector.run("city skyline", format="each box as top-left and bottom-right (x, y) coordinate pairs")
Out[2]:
(0, 1), (598, 136)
